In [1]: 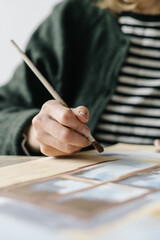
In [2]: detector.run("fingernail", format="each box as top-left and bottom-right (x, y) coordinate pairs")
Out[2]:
(82, 126), (90, 137)
(78, 111), (89, 119)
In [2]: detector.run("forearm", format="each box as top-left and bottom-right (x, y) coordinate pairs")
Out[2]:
(0, 107), (39, 155)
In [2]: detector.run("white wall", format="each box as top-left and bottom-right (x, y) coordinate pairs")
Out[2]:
(0, 0), (62, 86)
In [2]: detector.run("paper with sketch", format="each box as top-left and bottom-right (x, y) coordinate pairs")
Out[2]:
(55, 183), (149, 218)
(32, 178), (92, 195)
(100, 150), (160, 161)
(0, 192), (160, 240)
(0, 197), (71, 240)
(0, 143), (160, 240)
(66, 192), (160, 240)
(71, 159), (155, 181)
(0, 154), (116, 189)
(0, 177), (92, 209)
(97, 195), (160, 240)
(118, 168), (160, 189)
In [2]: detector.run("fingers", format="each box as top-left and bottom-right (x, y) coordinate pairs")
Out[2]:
(154, 139), (160, 146)
(36, 129), (87, 153)
(32, 100), (91, 157)
(33, 115), (90, 148)
(39, 144), (79, 157)
(39, 134), (81, 156)
(154, 139), (160, 152)
(71, 106), (89, 123)
(42, 101), (91, 137)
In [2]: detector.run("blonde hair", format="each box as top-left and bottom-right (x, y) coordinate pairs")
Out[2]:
(98, 0), (138, 13)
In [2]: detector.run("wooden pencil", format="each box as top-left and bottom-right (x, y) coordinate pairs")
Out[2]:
(10, 40), (104, 153)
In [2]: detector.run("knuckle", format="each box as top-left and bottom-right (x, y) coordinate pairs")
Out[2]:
(32, 112), (48, 128)
(32, 115), (40, 127)
(64, 144), (75, 155)
(41, 100), (57, 112)
(41, 101), (51, 112)
(60, 109), (72, 125)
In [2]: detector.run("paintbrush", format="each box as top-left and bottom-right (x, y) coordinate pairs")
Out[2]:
(10, 40), (104, 153)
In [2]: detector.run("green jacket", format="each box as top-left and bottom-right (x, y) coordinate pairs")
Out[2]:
(0, 0), (130, 155)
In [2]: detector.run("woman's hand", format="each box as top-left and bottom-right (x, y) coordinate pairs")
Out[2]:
(26, 100), (91, 156)
(154, 139), (160, 152)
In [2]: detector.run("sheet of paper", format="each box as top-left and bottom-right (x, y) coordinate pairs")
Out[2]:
(0, 143), (160, 240)
(0, 153), (116, 188)
(103, 143), (155, 152)
(0, 190), (159, 240)
(100, 150), (160, 163)
(96, 195), (160, 240)
(58, 183), (148, 203)
(32, 178), (92, 194)
(1, 177), (92, 205)
(55, 183), (149, 218)
(66, 192), (160, 240)
(118, 168), (160, 189)
(71, 159), (156, 181)
(0, 156), (40, 168)
(0, 197), (69, 240)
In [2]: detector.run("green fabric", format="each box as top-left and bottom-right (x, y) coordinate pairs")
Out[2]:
(0, 0), (130, 155)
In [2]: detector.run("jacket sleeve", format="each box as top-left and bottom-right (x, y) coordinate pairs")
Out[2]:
(0, 0), (79, 155)
(0, 0), (100, 155)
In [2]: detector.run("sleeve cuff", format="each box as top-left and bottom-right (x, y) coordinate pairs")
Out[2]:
(21, 133), (31, 156)
(9, 108), (40, 155)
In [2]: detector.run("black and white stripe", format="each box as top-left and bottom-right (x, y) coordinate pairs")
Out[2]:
(95, 12), (160, 146)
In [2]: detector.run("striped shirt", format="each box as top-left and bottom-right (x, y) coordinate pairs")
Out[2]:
(95, 12), (160, 146)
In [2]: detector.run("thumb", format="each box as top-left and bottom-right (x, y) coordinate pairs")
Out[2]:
(71, 106), (89, 123)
